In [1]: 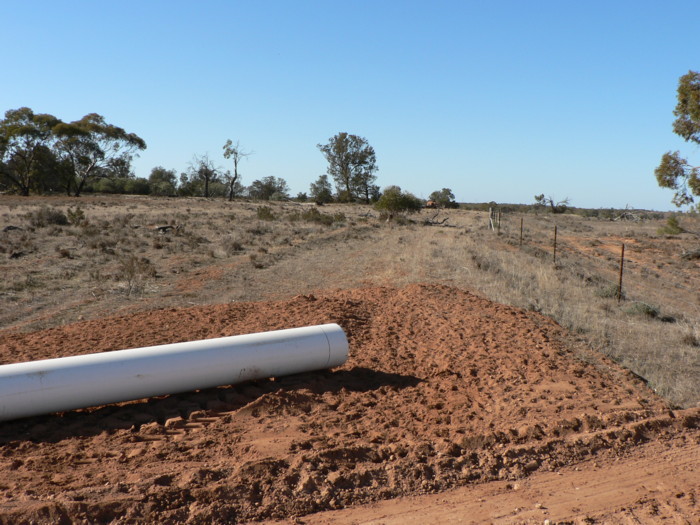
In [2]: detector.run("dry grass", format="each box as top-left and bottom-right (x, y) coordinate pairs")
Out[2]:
(1, 194), (698, 407)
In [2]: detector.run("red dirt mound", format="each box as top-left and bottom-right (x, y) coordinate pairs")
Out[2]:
(0, 284), (694, 524)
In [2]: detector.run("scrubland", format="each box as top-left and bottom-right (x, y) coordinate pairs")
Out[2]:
(1, 195), (697, 408)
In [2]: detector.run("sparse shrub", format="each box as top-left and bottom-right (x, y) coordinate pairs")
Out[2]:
(596, 284), (624, 300)
(80, 223), (101, 237)
(303, 208), (332, 225)
(113, 213), (135, 228)
(657, 215), (684, 235)
(66, 206), (87, 226)
(287, 207), (345, 226)
(246, 224), (271, 236)
(87, 236), (118, 253)
(248, 253), (266, 269)
(256, 206), (276, 221)
(26, 206), (69, 228)
(9, 274), (40, 292)
(47, 225), (64, 236)
(681, 332), (700, 347)
(117, 254), (157, 296)
(471, 254), (498, 273)
(222, 237), (245, 255)
(55, 246), (72, 259)
(378, 213), (413, 225)
(624, 302), (660, 319)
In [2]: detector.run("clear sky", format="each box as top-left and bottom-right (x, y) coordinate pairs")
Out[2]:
(2, 0), (699, 210)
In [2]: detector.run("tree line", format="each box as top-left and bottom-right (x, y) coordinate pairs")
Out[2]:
(0, 108), (457, 211)
(0, 108), (146, 197)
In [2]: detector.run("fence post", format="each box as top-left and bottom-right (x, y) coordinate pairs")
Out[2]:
(617, 243), (625, 303)
(497, 210), (501, 235)
(553, 225), (558, 264)
(519, 217), (523, 246)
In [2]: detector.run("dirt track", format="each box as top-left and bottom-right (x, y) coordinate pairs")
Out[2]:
(270, 433), (700, 524)
(0, 284), (698, 523)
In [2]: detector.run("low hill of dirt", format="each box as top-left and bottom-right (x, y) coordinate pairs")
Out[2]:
(0, 284), (697, 523)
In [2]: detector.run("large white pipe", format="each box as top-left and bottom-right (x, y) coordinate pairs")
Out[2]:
(0, 323), (348, 421)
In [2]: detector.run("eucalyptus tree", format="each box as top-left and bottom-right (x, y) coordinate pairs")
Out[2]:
(222, 139), (251, 201)
(309, 174), (334, 203)
(148, 166), (178, 196)
(0, 107), (61, 195)
(317, 132), (377, 202)
(247, 176), (289, 200)
(655, 71), (700, 208)
(428, 188), (459, 208)
(53, 113), (146, 196)
(181, 153), (221, 198)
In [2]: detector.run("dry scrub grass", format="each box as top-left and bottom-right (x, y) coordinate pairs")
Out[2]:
(0, 195), (698, 407)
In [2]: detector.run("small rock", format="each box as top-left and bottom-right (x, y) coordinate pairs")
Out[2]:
(524, 459), (540, 472)
(153, 474), (174, 486)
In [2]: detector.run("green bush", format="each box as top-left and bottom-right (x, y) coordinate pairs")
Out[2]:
(657, 215), (684, 235)
(374, 186), (422, 219)
(624, 302), (660, 319)
(123, 177), (151, 195)
(92, 178), (126, 194)
(66, 206), (87, 226)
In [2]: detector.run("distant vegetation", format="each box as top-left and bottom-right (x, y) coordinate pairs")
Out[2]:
(317, 132), (379, 203)
(0, 108), (145, 197)
(4, 95), (699, 218)
(374, 185), (423, 220)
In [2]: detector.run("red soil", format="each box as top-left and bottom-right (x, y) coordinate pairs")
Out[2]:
(0, 284), (697, 523)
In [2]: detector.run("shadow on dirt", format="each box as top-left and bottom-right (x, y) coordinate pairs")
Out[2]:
(0, 367), (420, 445)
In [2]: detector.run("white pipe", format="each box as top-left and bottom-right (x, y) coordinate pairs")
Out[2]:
(0, 323), (348, 421)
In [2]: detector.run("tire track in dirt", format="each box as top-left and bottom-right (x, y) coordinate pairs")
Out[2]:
(0, 283), (696, 523)
(278, 428), (699, 524)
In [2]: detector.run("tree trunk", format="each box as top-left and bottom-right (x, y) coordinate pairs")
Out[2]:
(74, 176), (87, 197)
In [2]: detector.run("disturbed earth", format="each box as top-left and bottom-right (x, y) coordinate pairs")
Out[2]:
(0, 283), (698, 524)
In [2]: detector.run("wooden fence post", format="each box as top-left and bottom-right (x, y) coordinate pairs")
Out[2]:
(617, 243), (625, 303)
(519, 217), (523, 246)
(553, 225), (558, 264)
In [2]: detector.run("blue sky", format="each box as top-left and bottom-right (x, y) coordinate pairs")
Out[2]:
(1, 1), (698, 210)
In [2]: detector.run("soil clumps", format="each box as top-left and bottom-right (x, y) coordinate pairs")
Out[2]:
(0, 284), (696, 523)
